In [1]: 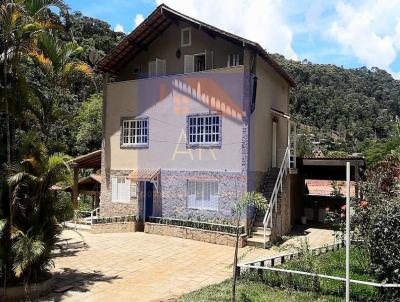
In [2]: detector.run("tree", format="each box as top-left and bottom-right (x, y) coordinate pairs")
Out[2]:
(231, 192), (268, 302)
(72, 93), (102, 155)
(0, 0), (67, 164)
(2, 132), (71, 285)
(28, 32), (92, 151)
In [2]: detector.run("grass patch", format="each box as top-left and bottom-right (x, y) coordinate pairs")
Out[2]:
(179, 278), (343, 302)
(262, 246), (378, 301)
(181, 245), (396, 302)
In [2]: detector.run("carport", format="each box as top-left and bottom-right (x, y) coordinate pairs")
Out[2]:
(291, 157), (366, 224)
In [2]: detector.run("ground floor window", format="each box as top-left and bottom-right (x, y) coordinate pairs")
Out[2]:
(112, 176), (131, 203)
(187, 180), (218, 210)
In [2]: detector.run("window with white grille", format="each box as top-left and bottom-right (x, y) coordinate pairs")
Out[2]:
(121, 118), (149, 147)
(112, 176), (131, 203)
(187, 181), (218, 210)
(187, 114), (221, 146)
(227, 54), (240, 67)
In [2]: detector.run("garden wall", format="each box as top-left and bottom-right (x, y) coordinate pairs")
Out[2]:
(90, 221), (141, 234)
(144, 222), (247, 247)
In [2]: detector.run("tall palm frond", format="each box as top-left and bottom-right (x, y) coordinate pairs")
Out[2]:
(11, 231), (45, 278)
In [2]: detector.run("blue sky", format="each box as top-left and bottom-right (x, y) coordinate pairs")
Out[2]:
(65, 0), (400, 78)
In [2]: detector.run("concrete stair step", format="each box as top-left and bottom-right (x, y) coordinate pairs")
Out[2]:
(251, 227), (271, 235)
(247, 236), (271, 248)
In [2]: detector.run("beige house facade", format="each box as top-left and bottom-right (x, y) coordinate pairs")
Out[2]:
(98, 4), (296, 242)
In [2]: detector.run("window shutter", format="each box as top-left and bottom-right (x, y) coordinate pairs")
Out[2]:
(205, 50), (214, 70)
(156, 58), (166, 76)
(124, 179), (131, 202)
(148, 61), (156, 77)
(210, 182), (218, 210)
(112, 177), (118, 202)
(184, 55), (194, 73)
(187, 181), (195, 208)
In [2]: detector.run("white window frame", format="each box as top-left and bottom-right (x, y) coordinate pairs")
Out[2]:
(181, 27), (191, 47)
(227, 54), (240, 67)
(121, 117), (149, 148)
(112, 176), (131, 203)
(187, 180), (218, 211)
(187, 114), (222, 147)
(148, 58), (166, 77)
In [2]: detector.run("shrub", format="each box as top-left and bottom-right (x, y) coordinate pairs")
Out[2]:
(369, 202), (400, 284)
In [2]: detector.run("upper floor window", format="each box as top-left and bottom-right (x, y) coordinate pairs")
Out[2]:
(187, 114), (221, 147)
(121, 117), (149, 148)
(187, 180), (218, 210)
(227, 54), (240, 67)
(181, 27), (191, 47)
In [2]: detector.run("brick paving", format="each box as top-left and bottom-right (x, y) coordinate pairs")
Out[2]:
(38, 227), (335, 302)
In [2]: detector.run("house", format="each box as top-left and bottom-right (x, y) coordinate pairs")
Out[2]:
(97, 4), (298, 246)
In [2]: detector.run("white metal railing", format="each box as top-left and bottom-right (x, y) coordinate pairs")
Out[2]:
(75, 207), (100, 225)
(263, 147), (290, 248)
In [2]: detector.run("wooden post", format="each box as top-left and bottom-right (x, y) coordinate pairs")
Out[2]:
(72, 164), (79, 209)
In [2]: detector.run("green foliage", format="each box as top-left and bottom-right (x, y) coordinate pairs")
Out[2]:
(180, 278), (343, 302)
(73, 93), (102, 154)
(272, 54), (400, 152)
(349, 154), (400, 299)
(297, 134), (314, 157)
(369, 202), (400, 287)
(54, 190), (74, 222)
(259, 246), (377, 301)
(3, 137), (71, 283)
(360, 137), (400, 167)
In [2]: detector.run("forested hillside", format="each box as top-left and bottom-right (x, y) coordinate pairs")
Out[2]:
(2, 8), (399, 163)
(272, 54), (400, 153)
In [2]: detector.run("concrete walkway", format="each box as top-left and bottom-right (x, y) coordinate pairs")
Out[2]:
(38, 227), (335, 302)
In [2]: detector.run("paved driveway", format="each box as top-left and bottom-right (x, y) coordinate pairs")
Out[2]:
(40, 227), (335, 302)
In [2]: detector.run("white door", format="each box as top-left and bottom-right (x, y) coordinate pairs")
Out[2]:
(272, 121), (277, 168)
(184, 55), (194, 73)
(156, 58), (166, 76)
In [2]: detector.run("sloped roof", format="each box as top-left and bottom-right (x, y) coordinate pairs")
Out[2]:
(97, 4), (295, 87)
(128, 168), (160, 181)
(305, 179), (355, 197)
(68, 150), (101, 169)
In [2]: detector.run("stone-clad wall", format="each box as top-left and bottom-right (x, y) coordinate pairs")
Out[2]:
(100, 170), (139, 217)
(160, 170), (246, 223)
(145, 222), (246, 247)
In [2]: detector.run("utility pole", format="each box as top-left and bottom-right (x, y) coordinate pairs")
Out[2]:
(345, 162), (351, 302)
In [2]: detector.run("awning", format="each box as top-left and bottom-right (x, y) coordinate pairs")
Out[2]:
(128, 169), (160, 181)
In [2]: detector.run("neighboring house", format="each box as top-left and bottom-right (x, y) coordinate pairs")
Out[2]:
(97, 4), (297, 246)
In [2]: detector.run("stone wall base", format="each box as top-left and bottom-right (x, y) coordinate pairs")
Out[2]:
(144, 222), (247, 247)
(1, 276), (54, 301)
(90, 222), (141, 234)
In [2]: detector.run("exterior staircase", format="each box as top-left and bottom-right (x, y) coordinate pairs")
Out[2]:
(247, 168), (281, 248)
(247, 146), (292, 248)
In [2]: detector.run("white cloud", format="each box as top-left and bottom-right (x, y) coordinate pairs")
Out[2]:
(155, 0), (298, 60)
(134, 14), (145, 28)
(114, 24), (124, 33)
(329, 0), (400, 76)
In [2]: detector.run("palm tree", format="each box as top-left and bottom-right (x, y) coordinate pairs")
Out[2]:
(0, 0), (67, 164)
(231, 192), (268, 302)
(3, 132), (71, 284)
(28, 32), (92, 149)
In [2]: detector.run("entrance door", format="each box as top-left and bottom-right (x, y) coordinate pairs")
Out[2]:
(144, 182), (154, 221)
(272, 121), (277, 168)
